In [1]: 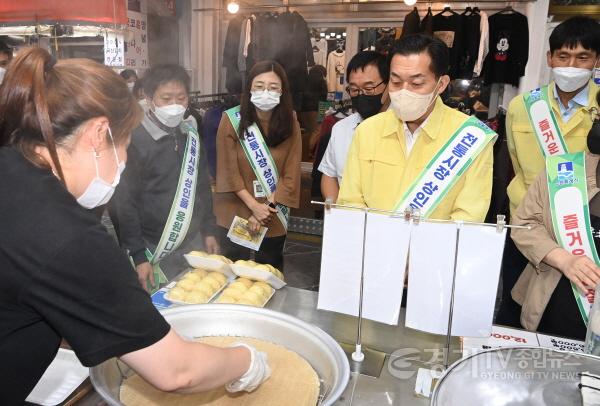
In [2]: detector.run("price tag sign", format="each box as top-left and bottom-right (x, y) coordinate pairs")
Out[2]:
(462, 326), (539, 357)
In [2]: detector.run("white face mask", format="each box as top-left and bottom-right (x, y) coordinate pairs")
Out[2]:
(0, 67), (6, 84)
(77, 127), (125, 209)
(152, 103), (186, 128)
(552, 66), (592, 93)
(126, 82), (135, 91)
(250, 90), (281, 112)
(390, 78), (441, 122)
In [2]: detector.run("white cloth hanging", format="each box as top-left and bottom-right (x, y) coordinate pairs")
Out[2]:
(473, 11), (489, 77)
(311, 38), (328, 67)
(326, 50), (346, 93)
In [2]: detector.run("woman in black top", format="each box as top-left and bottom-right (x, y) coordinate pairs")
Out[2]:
(0, 48), (268, 403)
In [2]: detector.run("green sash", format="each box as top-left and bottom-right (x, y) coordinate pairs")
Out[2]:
(225, 106), (289, 230)
(394, 116), (497, 217)
(547, 152), (599, 324)
(523, 86), (568, 157)
(141, 120), (201, 292)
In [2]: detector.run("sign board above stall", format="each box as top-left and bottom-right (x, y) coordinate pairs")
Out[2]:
(125, 0), (148, 69)
(0, 0), (127, 25)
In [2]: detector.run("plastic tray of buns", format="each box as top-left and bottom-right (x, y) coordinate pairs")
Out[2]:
(230, 260), (286, 289)
(183, 251), (236, 280)
(165, 269), (230, 305)
(213, 278), (276, 307)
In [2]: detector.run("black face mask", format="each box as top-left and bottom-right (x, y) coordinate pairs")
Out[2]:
(351, 93), (384, 119)
(588, 120), (600, 154)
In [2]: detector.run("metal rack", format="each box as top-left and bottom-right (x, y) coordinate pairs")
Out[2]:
(195, 0), (537, 13)
(312, 199), (530, 372)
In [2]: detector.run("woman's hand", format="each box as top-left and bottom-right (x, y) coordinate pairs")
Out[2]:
(560, 254), (600, 293)
(247, 215), (262, 233)
(547, 248), (600, 292)
(250, 201), (277, 224)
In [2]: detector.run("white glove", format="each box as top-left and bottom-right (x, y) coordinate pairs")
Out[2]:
(225, 342), (271, 393)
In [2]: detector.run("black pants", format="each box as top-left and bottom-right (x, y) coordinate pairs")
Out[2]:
(495, 230), (528, 327)
(217, 226), (286, 271)
(537, 275), (587, 340)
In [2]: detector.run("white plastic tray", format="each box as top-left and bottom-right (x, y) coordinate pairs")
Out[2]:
(230, 264), (286, 289)
(26, 348), (88, 406)
(164, 269), (230, 305)
(183, 255), (236, 280)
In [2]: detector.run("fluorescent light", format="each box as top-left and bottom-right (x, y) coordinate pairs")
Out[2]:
(404, 0), (417, 5)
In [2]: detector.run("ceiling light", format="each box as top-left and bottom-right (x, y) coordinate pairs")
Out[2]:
(227, 1), (240, 14)
(342, 32), (347, 37)
(330, 32), (336, 37)
(320, 32), (325, 37)
(404, 0), (417, 5)
(336, 35), (341, 39)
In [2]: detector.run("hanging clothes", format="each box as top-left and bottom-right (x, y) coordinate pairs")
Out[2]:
(327, 50), (346, 93)
(473, 11), (489, 77)
(483, 11), (529, 87)
(401, 7), (421, 38)
(432, 10), (465, 79)
(457, 11), (481, 79)
(223, 15), (245, 93)
(420, 8), (434, 35)
(311, 38), (328, 67)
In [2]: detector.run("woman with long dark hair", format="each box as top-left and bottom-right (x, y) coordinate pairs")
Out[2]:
(215, 61), (302, 270)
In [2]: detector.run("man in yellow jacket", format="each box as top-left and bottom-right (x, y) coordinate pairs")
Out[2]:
(498, 16), (600, 327)
(338, 34), (494, 222)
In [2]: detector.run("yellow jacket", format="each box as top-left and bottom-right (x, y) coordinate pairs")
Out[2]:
(507, 80), (599, 216)
(338, 97), (494, 221)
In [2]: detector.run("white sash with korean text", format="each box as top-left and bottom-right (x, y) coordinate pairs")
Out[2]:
(393, 116), (497, 217)
(523, 86), (568, 157)
(149, 120), (200, 263)
(225, 106), (289, 230)
(547, 152), (598, 324)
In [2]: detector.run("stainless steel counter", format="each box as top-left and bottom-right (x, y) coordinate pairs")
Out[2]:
(73, 286), (461, 406)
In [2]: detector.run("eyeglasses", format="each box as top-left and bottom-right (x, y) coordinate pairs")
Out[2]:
(251, 84), (282, 93)
(346, 81), (385, 97)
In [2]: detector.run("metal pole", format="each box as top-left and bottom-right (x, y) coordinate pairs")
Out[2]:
(310, 201), (530, 230)
(444, 221), (462, 369)
(352, 208), (369, 362)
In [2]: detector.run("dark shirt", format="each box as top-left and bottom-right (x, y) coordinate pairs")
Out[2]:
(432, 12), (465, 79)
(401, 8), (421, 38)
(458, 12), (481, 79)
(112, 113), (217, 266)
(421, 9), (434, 35)
(202, 105), (226, 179)
(0, 146), (169, 404)
(483, 12), (529, 87)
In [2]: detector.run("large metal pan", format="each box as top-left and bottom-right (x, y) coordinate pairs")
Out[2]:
(431, 346), (600, 405)
(90, 304), (350, 405)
